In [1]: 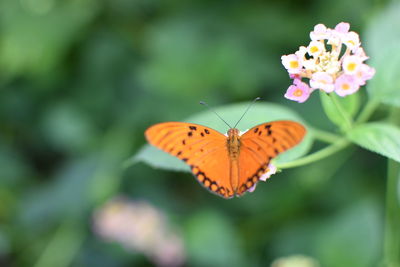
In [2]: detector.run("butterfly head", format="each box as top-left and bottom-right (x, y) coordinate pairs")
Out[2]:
(227, 128), (240, 138)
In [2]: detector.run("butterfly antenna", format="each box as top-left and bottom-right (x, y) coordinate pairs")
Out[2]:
(233, 97), (261, 129)
(199, 101), (233, 129)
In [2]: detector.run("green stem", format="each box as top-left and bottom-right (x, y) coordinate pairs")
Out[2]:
(277, 138), (350, 169)
(383, 106), (400, 266)
(383, 159), (400, 266)
(310, 127), (341, 144)
(356, 99), (380, 124)
(329, 93), (353, 130)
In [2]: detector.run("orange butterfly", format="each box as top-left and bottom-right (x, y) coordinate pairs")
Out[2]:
(145, 103), (306, 199)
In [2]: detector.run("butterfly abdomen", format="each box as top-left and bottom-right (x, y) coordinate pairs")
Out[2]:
(226, 128), (241, 192)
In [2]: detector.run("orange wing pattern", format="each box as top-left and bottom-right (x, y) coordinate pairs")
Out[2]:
(145, 122), (234, 198)
(236, 120), (306, 196)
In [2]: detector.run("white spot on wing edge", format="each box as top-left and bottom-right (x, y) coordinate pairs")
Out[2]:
(239, 129), (249, 136)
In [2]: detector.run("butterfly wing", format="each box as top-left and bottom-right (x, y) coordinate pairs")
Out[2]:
(145, 122), (234, 198)
(236, 120), (306, 196)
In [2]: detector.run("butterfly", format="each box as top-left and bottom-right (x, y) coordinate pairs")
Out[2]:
(145, 118), (306, 199)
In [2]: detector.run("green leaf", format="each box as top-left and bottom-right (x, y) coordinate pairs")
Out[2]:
(131, 102), (314, 172)
(347, 122), (400, 162)
(364, 2), (400, 107)
(133, 145), (189, 172)
(319, 91), (359, 129)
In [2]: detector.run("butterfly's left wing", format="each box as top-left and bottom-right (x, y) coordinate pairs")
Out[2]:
(145, 122), (234, 198)
(236, 120), (306, 196)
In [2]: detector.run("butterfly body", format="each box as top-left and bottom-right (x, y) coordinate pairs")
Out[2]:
(145, 121), (306, 198)
(227, 128), (240, 159)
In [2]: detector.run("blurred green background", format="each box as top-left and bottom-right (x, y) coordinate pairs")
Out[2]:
(0, 0), (390, 266)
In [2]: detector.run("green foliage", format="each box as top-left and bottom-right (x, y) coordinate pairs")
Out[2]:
(348, 122), (400, 163)
(33, 221), (85, 267)
(185, 210), (244, 267)
(273, 200), (381, 267)
(314, 200), (381, 267)
(365, 1), (400, 107)
(0, 0), (98, 79)
(139, 21), (266, 99)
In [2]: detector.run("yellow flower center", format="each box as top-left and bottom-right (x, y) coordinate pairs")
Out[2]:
(290, 61), (299, 69)
(293, 89), (303, 96)
(310, 46), (319, 54)
(317, 52), (340, 73)
(342, 83), (350, 90)
(347, 62), (357, 71)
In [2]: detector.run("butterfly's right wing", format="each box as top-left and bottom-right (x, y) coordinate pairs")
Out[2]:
(145, 122), (234, 198)
(236, 120), (306, 196)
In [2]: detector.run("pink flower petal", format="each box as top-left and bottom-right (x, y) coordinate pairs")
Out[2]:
(335, 22), (350, 33)
(247, 184), (257, 193)
(355, 64), (375, 86)
(284, 80), (312, 103)
(260, 164), (277, 181)
(335, 74), (359, 96)
(247, 164), (277, 193)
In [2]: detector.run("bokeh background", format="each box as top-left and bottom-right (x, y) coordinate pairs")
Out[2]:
(0, 0), (391, 266)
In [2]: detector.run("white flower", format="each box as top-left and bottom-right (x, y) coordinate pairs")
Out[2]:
(281, 54), (302, 74)
(310, 24), (330, 41)
(310, 72), (334, 92)
(307, 41), (325, 57)
(343, 31), (360, 51)
(342, 55), (362, 75)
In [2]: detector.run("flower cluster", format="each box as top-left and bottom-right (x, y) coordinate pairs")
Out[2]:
(93, 197), (185, 267)
(281, 22), (375, 103)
